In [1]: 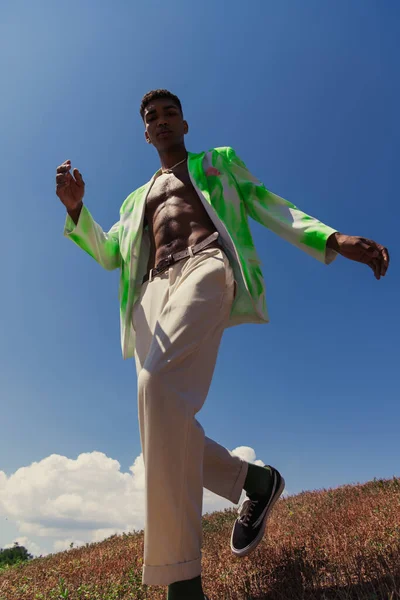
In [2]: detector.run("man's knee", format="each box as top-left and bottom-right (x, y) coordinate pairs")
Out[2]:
(137, 365), (191, 413)
(138, 367), (161, 394)
(137, 366), (172, 401)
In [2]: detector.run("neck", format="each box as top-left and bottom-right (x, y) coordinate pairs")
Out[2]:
(158, 144), (188, 171)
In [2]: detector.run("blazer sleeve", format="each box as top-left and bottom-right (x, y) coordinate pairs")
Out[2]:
(63, 204), (121, 271)
(226, 147), (338, 265)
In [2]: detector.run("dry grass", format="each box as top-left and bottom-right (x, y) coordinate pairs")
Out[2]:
(0, 477), (399, 599)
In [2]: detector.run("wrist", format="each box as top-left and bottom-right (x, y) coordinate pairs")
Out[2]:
(67, 201), (83, 214)
(326, 231), (341, 252)
(67, 202), (83, 225)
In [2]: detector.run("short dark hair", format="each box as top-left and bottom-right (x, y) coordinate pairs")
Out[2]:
(140, 89), (183, 120)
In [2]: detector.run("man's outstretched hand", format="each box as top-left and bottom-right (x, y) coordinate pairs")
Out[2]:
(327, 232), (389, 280)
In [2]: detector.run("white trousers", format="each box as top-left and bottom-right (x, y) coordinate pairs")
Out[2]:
(132, 246), (248, 586)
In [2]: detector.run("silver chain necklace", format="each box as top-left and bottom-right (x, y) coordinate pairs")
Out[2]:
(162, 156), (187, 174)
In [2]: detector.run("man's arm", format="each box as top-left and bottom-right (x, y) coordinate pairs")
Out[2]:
(63, 204), (121, 271)
(226, 148), (389, 279)
(56, 160), (121, 271)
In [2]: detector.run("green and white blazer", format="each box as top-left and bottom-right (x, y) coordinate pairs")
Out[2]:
(64, 147), (338, 359)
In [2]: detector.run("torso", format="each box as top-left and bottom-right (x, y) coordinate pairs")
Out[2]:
(144, 162), (221, 273)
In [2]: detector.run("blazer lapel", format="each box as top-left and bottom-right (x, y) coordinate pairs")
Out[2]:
(188, 151), (211, 206)
(119, 175), (158, 262)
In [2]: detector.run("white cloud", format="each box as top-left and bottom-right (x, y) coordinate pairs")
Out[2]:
(231, 446), (265, 467)
(0, 447), (265, 557)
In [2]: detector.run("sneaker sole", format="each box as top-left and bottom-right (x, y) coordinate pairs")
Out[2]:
(230, 471), (285, 557)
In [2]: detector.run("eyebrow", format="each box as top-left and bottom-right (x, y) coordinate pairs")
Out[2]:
(145, 104), (179, 117)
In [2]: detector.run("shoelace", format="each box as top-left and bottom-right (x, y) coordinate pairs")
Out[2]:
(238, 498), (259, 527)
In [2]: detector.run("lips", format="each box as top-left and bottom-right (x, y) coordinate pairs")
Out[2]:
(157, 130), (172, 137)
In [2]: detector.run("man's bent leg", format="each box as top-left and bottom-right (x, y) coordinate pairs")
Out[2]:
(133, 256), (247, 507)
(203, 434), (248, 505)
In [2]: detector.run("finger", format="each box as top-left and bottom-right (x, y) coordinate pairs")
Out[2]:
(366, 257), (378, 279)
(73, 168), (85, 187)
(373, 244), (389, 277)
(375, 263), (381, 280)
(371, 258), (381, 280)
(56, 173), (71, 187)
(56, 170), (71, 181)
(57, 163), (72, 174)
(360, 242), (380, 258)
(381, 247), (389, 276)
(376, 250), (385, 278)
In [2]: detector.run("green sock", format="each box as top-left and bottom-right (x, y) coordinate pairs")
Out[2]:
(243, 463), (274, 497)
(168, 574), (204, 600)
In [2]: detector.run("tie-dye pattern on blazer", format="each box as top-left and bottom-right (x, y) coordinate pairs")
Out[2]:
(64, 147), (338, 359)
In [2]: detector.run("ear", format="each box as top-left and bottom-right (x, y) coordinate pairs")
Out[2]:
(183, 120), (189, 135)
(144, 131), (151, 144)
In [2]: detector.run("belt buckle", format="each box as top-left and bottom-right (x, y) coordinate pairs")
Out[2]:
(157, 253), (174, 270)
(153, 254), (174, 273)
(149, 254), (173, 283)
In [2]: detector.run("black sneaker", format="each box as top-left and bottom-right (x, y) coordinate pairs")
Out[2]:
(230, 465), (285, 557)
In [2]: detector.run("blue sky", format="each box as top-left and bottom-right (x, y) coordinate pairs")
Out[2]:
(0, 0), (398, 558)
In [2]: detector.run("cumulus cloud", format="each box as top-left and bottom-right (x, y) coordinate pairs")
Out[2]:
(0, 446), (267, 556)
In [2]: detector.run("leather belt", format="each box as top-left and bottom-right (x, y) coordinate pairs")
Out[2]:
(142, 231), (221, 284)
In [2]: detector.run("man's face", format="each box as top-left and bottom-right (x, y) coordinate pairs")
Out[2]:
(143, 98), (188, 151)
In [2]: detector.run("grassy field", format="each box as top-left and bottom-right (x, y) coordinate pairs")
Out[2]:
(0, 477), (399, 599)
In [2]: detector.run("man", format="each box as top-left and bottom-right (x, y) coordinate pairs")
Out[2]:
(56, 89), (389, 600)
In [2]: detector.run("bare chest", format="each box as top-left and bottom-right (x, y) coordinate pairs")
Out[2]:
(144, 167), (208, 228)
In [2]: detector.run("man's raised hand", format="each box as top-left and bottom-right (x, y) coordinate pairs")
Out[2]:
(56, 160), (85, 211)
